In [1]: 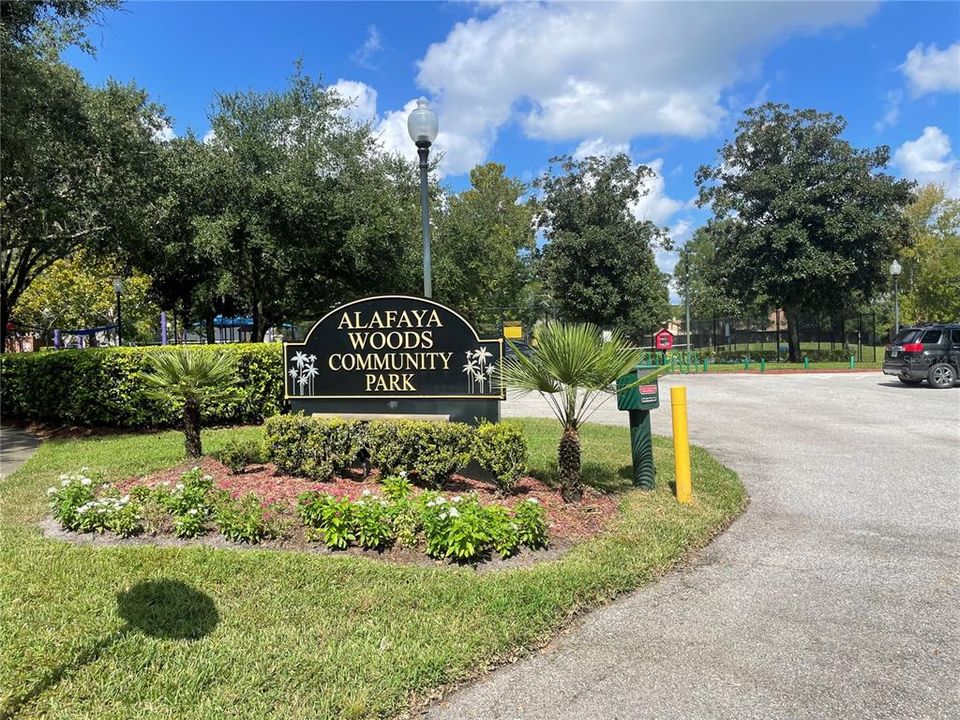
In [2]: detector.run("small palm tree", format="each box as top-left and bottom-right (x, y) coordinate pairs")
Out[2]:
(142, 350), (238, 457)
(501, 322), (647, 502)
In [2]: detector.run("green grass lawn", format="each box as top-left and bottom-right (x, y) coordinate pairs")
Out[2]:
(1, 419), (746, 720)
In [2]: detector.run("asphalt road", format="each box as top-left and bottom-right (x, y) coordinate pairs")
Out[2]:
(427, 373), (960, 720)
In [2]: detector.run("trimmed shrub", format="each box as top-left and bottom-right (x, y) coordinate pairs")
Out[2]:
(473, 421), (528, 494)
(707, 347), (852, 363)
(366, 419), (473, 487)
(0, 344), (283, 428)
(263, 415), (365, 480)
(214, 439), (261, 474)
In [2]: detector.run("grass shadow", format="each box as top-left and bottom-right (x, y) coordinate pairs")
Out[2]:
(1, 580), (217, 719)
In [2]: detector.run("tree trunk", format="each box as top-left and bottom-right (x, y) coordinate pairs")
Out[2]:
(251, 302), (266, 342)
(558, 424), (583, 503)
(0, 296), (9, 353)
(205, 315), (215, 344)
(183, 397), (202, 457)
(785, 304), (801, 363)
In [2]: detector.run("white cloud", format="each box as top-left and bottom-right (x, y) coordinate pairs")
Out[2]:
(414, 1), (873, 169)
(153, 120), (176, 143)
(893, 126), (960, 198)
(631, 159), (683, 226)
(202, 128), (216, 145)
(374, 98), (485, 177)
(901, 42), (960, 96)
(351, 25), (382, 69)
(874, 89), (901, 133)
(330, 79), (378, 125)
(572, 137), (629, 160)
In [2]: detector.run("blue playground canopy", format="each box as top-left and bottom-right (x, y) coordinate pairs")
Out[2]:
(212, 315), (253, 329)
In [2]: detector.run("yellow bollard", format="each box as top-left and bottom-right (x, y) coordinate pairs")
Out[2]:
(670, 386), (693, 504)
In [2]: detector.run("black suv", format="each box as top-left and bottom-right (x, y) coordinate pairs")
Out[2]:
(883, 324), (960, 388)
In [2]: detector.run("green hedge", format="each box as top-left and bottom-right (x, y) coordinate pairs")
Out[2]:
(0, 344), (284, 428)
(263, 415), (528, 490)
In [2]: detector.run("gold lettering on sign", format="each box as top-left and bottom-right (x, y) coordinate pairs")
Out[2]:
(326, 305), (474, 394)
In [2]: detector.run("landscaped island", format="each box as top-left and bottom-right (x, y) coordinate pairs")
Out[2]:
(0, 418), (745, 720)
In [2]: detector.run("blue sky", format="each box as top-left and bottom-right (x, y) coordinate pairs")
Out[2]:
(66, 1), (960, 285)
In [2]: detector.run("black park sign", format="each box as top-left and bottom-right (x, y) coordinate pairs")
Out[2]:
(284, 296), (505, 400)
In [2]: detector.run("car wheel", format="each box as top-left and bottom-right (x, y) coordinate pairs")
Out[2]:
(927, 362), (957, 389)
(898, 377), (923, 386)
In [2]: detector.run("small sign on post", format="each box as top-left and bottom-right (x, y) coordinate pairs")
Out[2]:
(616, 364), (663, 490)
(654, 328), (674, 351)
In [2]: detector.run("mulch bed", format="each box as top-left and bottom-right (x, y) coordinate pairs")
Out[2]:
(115, 457), (622, 542)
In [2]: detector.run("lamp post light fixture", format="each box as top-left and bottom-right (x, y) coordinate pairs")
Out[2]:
(407, 97), (439, 298)
(113, 276), (124, 347)
(889, 259), (901, 335)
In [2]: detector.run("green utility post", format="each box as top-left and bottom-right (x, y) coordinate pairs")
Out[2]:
(616, 365), (662, 490)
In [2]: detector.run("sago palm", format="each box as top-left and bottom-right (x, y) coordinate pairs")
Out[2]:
(501, 322), (647, 502)
(142, 350), (238, 457)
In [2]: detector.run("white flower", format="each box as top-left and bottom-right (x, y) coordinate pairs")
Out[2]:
(398, 471), (408, 478)
(47, 487), (57, 495)
(362, 489), (372, 496)
(80, 478), (92, 486)
(175, 483), (185, 490)
(188, 508), (198, 515)
(356, 499), (366, 506)
(451, 496), (462, 503)
(58, 474), (69, 481)
(435, 496), (447, 504)
(121, 495), (130, 503)
(61, 479), (70, 487)
(160, 480), (171, 487)
(425, 500), (436, 508)
(203, 475), (212, 481)
(446, 507), (460, 518)
(527, 498), (539, 504)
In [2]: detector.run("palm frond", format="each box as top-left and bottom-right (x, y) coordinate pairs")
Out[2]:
(141, 349), (238, 403)
(500, 322), (643, 429)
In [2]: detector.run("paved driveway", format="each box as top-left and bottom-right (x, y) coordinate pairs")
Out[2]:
(428, 373), (960, 719)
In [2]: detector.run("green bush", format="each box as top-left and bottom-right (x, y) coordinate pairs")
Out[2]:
(213, 492), (283, 544)
(352, 491), (394, 550)
(263, 415), (364, 481)
(0, 344), (283, 428)
(367, 420), (473, 487)
(214, 439), (261, 474)
(514, 498), (548, 549)
(297, 492), (356, 549)
(473, 421), (528, 494)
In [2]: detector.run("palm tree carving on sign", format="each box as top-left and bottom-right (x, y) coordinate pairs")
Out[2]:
(289, 351), (318, 396)
(462, 347), (497, 395)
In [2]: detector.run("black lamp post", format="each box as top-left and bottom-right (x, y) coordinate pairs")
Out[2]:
(407, 97), (439, 298)
(889, 259), (901, 335)
(113, 276), (124, 346)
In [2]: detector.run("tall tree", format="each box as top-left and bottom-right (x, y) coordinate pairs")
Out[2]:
(13, 251), (157, 342)
(1, 0), (166, 350)
(899, 184), (960, 323)
(194, 67), (422, 340)
(695, 103), (914, 361)
(537, 154), (671, 340)
(674, 222), (750, 322)
(434, 163), (536, 327)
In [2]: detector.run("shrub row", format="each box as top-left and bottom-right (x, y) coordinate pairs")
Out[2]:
(47, 466), (548, 561)
(263, 415), (528, 493)
(707, 347), (853, 363)
(0, 344), (283, 428)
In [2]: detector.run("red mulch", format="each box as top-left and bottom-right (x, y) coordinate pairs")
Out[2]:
(116, 458), (621, 540)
